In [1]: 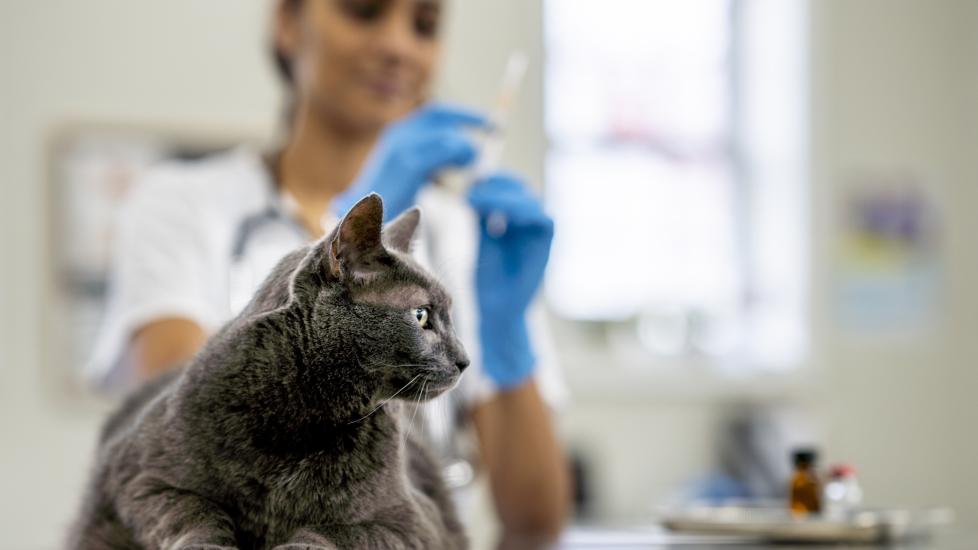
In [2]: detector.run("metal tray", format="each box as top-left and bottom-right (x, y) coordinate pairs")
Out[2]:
(662, 501), (953, 543)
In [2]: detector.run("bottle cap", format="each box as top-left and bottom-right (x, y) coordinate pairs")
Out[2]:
(829, 464), (856, 478)
(792, 448), (818, 467)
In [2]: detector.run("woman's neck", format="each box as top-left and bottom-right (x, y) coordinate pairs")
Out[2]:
(277, 105), (381, 236)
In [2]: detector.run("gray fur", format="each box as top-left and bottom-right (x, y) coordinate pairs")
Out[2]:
(69, 194), (470, 550)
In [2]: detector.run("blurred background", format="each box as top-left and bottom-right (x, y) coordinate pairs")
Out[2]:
(2, 0), (978, 548)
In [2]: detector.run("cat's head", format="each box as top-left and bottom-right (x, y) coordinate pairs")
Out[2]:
(285, 193), (469, 404)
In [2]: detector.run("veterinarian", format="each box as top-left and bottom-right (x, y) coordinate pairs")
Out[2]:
(88, 0), (570, 547)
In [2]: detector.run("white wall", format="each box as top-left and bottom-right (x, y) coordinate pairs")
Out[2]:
(2, 1), (978, 548)
(809, 0), (978, 528)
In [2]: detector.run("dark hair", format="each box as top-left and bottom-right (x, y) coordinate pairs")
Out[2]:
(273, 47), (294, 86)
(272, 0), (303, 87)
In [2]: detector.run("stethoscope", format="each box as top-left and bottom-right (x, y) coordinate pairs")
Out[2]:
(230, 204), (306, 264)
(226, 192), (310, 316)
(226, 165), (477, 490)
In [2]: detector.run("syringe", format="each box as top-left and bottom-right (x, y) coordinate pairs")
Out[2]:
(440, 51), (529, 196)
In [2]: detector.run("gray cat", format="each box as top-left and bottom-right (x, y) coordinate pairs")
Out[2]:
(69, 194), (471, 550)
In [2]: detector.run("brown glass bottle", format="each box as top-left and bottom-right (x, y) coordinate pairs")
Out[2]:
(789, 449), (822, 515)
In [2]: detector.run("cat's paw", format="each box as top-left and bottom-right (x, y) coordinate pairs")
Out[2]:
(272, 545), (335, 550)
(174, 545), (238, 550)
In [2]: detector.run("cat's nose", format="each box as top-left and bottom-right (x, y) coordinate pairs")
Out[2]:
(449, 335), (469, 372)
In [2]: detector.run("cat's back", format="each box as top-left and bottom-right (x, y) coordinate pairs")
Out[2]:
(99, 368), (182, 445)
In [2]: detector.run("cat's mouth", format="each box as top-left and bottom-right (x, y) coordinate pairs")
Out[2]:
(404, 367), (461, 402)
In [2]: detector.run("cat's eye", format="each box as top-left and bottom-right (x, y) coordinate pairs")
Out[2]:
(413, 307), (430, 328)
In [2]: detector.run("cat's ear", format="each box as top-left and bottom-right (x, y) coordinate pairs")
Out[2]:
(325, 193), (388, 283)
(382, 207), (421, 254)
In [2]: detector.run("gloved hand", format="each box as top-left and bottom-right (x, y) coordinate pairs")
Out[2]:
(467, 172), (554, 389)
(333, 102), (489, 221)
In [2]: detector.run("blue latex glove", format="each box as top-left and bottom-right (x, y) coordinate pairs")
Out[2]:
(467, 173), (554, 389)
(334, 102), (489, 221)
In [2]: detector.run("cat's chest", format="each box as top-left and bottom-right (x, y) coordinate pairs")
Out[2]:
(234, 457), (414, 543)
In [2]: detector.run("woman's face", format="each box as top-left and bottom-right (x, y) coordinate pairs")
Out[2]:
(277, 0), (443, 133)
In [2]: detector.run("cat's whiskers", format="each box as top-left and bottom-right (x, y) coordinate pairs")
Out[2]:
(403, 380), (428, 446)
(346, 374), (422, 425)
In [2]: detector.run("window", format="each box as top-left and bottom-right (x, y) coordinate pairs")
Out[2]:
(544, 0), (807, 369)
